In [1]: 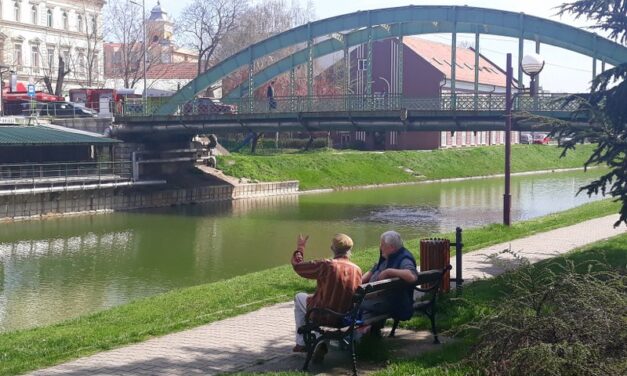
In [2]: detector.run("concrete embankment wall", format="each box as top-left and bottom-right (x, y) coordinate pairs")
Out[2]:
(0, 181), (299, 221)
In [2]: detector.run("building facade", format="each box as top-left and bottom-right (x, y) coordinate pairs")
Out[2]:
(332, 37), (519, 150)
(0, 0), (105, 93)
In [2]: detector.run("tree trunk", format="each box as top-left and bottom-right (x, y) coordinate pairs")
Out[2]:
(43, 77), (54, 94)
(55, 57), (69, 97)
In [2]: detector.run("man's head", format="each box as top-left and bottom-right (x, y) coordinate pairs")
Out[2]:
(271, 81), (276, 85)
(380, 231), (403, 259)
(331, 233), (353, 257)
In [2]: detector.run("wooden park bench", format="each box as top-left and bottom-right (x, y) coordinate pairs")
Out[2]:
(297, 265), (452, 375)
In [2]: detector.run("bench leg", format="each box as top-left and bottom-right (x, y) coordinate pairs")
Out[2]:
(389, 319), (400, 337)
(428, 312), (440, 344)
(349, 331), (358, 376)
(302, 338), (319, 371)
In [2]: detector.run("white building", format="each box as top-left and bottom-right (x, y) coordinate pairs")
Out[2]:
(0, 0), (105, 93)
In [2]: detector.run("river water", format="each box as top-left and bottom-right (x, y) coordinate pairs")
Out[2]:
(0, 170), (602, 332)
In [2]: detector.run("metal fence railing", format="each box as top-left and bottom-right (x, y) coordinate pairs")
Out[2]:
(116, 93), (583, 118)
(0, 161), (133, 188)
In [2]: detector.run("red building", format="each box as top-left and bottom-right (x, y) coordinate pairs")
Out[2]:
(331, 37), (519, 150)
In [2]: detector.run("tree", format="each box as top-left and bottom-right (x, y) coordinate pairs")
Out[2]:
(537, 1), (627, 226)
(217, 0), (315, 97)
(103, 1), (164, 89)
(179, 0), (246, 76)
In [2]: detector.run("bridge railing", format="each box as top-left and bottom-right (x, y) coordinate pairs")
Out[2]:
(116, 93), (581, 117)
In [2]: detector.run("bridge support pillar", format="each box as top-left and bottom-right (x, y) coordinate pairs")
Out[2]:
(366, 20), (373, 102)
(451, 16), (457, 110)
(307, 23), (314, 110)
(474, 31), (480, 110)
(248, 47), (254, 113)
(397, 33), (404, 100)
(592, 57), (597, 82)
(535, 37), (541, 92)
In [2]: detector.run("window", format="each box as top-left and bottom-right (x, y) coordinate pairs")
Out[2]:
(357, 59), (368, 71)
(31, 46), (39, 71)
(77, 15), (83, 32)
(62, 12), (68, 30)
(31, 5), (37, 24)
(91, 16), (97, 34)
(14, 44), (22, 66)
(14, 1), (20, 22)
(62, 49), (70, 66)
(78, 52), (85, 75)
(93, 53), (98, 75)
(112, 50), (121, 64)
(47, 48), (54, 69)
(47, 9), (52, 27)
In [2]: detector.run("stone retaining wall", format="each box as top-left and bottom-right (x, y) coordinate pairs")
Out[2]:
(0, 181), (299, 221)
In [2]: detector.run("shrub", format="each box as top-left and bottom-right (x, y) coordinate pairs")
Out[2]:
(465, 256), (627, 376)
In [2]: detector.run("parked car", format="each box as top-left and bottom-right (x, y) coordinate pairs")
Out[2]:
(532, 133), (551, 144)
(23, 101), (98, 118)
(183, 98), (237, 115)
(519, 132), (533, 144)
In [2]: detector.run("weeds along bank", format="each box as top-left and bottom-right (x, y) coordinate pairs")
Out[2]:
(218, 144), (597, 190)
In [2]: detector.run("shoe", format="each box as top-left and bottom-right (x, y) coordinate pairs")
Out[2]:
(292, 344), (307, 353)
(312, 342), (328, 363)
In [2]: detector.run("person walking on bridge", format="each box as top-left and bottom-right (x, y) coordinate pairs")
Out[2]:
(291, 233), (362, 354)
(267, 81), (277, 111)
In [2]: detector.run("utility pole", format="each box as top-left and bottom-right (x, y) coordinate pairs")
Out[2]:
(130, 0), (147, 112)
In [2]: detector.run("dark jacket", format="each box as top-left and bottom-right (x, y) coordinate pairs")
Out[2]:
(372, 247), (417, 320)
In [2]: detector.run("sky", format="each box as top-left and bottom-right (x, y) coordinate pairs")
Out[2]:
(153, 0), (611, 93)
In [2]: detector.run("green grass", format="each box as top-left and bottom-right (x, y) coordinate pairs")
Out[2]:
(367, 232), (627, 376)
(218, 145), (596, 190)
(0, 199), (619, 376)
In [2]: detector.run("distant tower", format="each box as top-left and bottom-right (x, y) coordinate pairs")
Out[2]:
(147, 1), (173, 46)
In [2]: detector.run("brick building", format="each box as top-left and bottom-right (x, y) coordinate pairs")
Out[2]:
(332, 37), (519, 150)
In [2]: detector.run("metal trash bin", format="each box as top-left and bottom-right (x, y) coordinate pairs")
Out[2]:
(419, 238), (451, 293)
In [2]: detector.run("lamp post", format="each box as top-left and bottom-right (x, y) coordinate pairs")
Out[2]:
(0, 65), (11, 117)
(521, 53), (545, 96)
(504, 53), (513, 226)
(129, 0), (147, 112)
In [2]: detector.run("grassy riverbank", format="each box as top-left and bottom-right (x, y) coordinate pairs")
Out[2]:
(0, 199), (619, 375)
(218, 145), (596, 190)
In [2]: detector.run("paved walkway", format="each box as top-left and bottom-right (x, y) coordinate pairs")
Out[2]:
(29, 215), (626, 376)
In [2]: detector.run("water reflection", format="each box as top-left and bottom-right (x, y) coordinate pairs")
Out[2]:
(0, 170), (602, 332)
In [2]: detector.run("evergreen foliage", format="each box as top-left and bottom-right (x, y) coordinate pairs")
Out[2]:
(541, 1), (627, 226)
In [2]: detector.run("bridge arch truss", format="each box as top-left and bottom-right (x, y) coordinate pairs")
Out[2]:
(154, 5), (627, 115)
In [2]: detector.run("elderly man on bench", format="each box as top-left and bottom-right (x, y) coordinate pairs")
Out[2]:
(291, 233), (363, 355)
(360, 231), (418, 334)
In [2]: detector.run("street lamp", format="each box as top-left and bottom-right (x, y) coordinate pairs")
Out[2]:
(521, 53), (545, 96)
(129, 0), (147, 112)
(0, 65), (11, 117)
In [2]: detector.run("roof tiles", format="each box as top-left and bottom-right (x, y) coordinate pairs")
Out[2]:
(403, 37), (508, 87)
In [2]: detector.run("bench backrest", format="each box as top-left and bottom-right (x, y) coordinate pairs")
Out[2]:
(354, 266), (450, 303)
